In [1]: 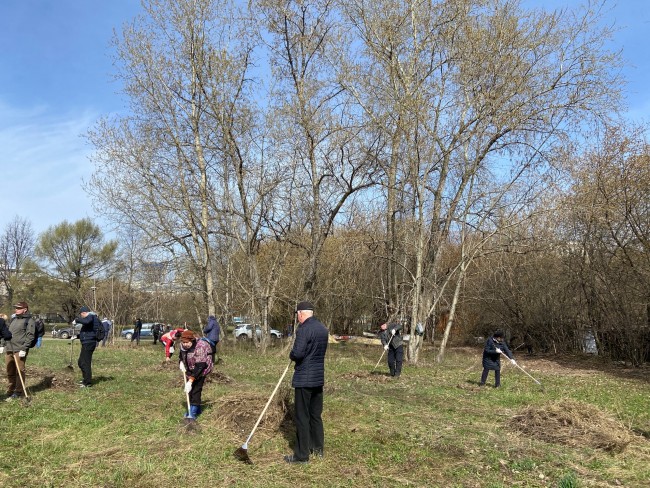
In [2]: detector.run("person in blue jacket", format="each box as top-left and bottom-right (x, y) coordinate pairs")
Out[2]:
(479, 330), (516, 388)
(202, 315), (220, 362)
(284, 301), (329, 464)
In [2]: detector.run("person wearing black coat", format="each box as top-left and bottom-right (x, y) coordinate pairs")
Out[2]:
(0, 315), (12, 341)
(284, 301), (329, 464)
(75, 306), (101, 387)
(379, 322), (404, 377)
(479, 330), (516, 388)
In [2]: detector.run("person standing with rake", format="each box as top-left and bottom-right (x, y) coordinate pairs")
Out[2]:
(178, 329), (213, 420)
(479, 330), (516, 388)
(284, 301), (329, 464)
(379, 322), (404, 378)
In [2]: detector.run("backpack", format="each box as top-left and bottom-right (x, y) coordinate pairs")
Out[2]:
(94, 316), (106, 342)
(28, 318), (45, 348)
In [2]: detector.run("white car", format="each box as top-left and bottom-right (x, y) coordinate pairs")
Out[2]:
(233, 323), (282, 340)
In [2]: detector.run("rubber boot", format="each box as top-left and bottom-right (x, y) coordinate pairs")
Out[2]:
(190, 404), (201, 419)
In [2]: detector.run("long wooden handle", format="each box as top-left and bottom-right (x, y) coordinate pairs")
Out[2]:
(13, 353), (29, 399)
(372, 333), (394, 371)
(243, 361), (291, 447)
(182, 370), (192, 411)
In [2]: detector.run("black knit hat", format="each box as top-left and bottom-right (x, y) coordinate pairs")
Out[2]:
(296, 301), (315, 312)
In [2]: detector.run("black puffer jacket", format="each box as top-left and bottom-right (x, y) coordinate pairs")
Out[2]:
(290, 316), (329, 388)
(76, 313), (101, 344)
(0, 318), (12, 341)
(482, 336), (514, 370)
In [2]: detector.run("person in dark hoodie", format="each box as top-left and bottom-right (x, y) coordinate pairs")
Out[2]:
(4, 301), (35, 400)
(479, 330), (516, 388)
(284, 301), (329, 464)
(202, 315), (221, 363)
(178, 329), (213, 419)
(75, 306), (102, 388)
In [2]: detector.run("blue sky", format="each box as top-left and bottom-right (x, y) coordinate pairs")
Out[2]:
(1, 0), (648, 237)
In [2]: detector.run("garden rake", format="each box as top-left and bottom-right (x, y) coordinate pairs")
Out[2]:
(234, 361), (291, 464)
(13, 353), (31, 403)
(499, 351), (543, 388)
(372, 331), (395, 372)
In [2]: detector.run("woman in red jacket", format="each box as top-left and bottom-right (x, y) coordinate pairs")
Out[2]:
(160, 327), (184, 361)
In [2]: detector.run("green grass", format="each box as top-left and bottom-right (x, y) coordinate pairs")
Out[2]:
(2, 338), (649, 487)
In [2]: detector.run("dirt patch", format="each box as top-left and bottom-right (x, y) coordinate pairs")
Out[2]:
(341, 372), (392, 383)
(24, 366), (79, 393)
(205, 371), (234, 384)
(508, 399), (634, 453)
(212, 389), (291, 437)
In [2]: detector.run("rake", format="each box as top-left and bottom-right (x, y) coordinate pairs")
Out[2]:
(234, 361), (291, 464)
(372, 331), (395, 372)
(499, 351), (543, 387)
(13, 353), (31, 403)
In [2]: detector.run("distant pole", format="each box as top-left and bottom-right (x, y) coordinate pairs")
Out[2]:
(91, 280), (97, 311)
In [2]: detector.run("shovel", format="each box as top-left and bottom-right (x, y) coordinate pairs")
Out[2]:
(234, 361), (291, 464)
(66, 338), (75, 370)
(182, 370), (196, 424)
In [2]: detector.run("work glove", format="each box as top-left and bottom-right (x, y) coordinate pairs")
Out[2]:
(391, 329), (396, 336)
(169, 346), (174, 354)
(495, 348), (502, 354)
(18, 350), (26, 357)
(510, 359), (517, 365)
(384, 345), (389, 351)
(36, 337), (43, 348)
(179, 361), (186, 373)
(0, 346), (4, 354)
(184, 380), (193, 393)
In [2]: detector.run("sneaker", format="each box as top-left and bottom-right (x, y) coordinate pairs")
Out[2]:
(283, 455), (308, 464)
(79, 383), (92, 388)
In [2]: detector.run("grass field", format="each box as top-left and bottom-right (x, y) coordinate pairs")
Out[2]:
(1, 337), (649, 487)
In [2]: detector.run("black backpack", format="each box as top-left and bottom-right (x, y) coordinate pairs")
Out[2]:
(94, 316), (106, 342)
(28, 318), (45, 348)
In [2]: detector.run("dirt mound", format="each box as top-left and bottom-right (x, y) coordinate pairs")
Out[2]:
(509, 399), (633, 453)
(24, 366), (79, 392)
(213, 389), (291, 437)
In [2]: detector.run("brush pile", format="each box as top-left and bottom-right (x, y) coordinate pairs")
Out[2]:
(214, 389), (291, 436)
(509, 399), (633, 453)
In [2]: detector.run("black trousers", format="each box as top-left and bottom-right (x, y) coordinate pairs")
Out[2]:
(388, 345), (404, 376)
(78, 341), (97, 385)
(293, 386), (324, 461)
(188, 375), (206, 405)
(480, 368), (501, 387)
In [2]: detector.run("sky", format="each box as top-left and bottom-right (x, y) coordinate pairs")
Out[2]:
(0, 0), (649, 237)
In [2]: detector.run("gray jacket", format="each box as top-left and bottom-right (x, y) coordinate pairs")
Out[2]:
(5, 314), (35, 353)
(379, 322), (403, 349)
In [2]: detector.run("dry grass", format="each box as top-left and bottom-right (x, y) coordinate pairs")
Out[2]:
(509, 399), (634, 452)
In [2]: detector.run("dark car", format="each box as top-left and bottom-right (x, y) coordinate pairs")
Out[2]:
(120, 323), (163, 340)
(52, 323), (82, 339)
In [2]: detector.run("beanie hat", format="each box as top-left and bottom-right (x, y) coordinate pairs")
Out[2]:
(79, 306), (91, 313)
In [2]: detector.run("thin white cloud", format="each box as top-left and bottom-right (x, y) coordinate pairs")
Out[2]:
(0, 99), (102, 235)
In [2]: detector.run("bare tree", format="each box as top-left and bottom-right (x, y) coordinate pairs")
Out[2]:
(0, 216), (35, 307)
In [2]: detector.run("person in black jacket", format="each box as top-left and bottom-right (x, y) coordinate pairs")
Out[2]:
(132, 318), (143, 345)
(75, 305), (101, 388)
(0, 314), (12, 341)
(284, 301), (329, 464)
(379, 322), (404, 377)
(479, 330), (516, 388)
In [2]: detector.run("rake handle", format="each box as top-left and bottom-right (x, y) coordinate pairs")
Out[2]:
(243, 361), (291, 447)
(499, 351), (542, 386)
(13, 353), (29, 399)
(372, 333), (394, 371)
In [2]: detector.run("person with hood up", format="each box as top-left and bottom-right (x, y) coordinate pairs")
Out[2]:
(178, 329), (213, 419)
(479, 330), (516, 388)
(4, 301), (35, 400)
(202, 315), (221, 362)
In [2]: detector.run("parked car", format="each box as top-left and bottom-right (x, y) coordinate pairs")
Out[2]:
(120, 323), (164, 340)
(233, 323), (282, 340)
(52, 323), (82, 339)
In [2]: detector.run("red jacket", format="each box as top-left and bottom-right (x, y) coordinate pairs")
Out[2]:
(161, 328), (185, 358)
